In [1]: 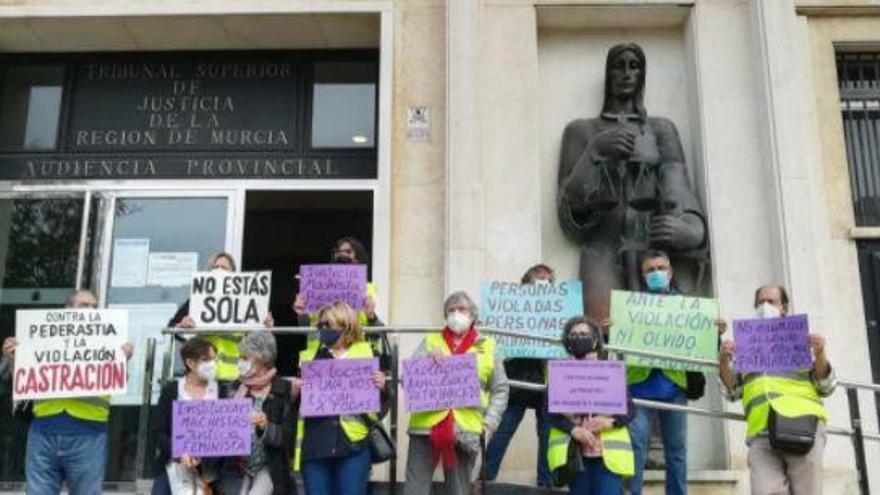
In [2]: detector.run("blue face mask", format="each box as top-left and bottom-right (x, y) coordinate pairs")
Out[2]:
(319, 329), (342, 347)
(645, 270), (670, 292)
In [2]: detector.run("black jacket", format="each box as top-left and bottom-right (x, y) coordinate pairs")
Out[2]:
(232, 376), (295, 495)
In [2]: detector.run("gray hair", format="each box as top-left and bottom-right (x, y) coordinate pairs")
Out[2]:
(443, 291), (479, 321)
(238, 331), (277, 365)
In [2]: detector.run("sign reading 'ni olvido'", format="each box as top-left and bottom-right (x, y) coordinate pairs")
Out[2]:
(1, 52), (377, 180)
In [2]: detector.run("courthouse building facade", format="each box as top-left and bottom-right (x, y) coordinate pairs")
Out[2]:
(0, 0), (880, 493)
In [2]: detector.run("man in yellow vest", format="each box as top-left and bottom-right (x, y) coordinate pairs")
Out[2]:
(719, 285), (835, 495)
(403, 291), (509, 495)
(2, 290), (134, 495)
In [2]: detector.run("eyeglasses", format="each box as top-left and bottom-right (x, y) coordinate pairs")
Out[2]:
(73, 302), (98, 309)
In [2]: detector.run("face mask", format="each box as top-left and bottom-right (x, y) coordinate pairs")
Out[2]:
(237, 359), (253, 378)
(535, 279), (552, 286)
(565, 335), (596, 359)
(446, 311), (472, 334)
(196, 360), (216, 382)
(645, 270), (670, 292)
(333, 255), (355, 264)
(320, 329), (343, 347)
(756, 302), (781, 319)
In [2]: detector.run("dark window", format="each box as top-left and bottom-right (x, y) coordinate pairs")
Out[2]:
(0, 65), (64, 150)
(311, 62), (377, 149)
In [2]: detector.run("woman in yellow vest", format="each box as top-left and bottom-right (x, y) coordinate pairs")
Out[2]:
(547, 316), (635, 495)
(402, 291), (509, 495)
(718, 285), (835, 495)
(294, 301), (388, 495)
(170, 252), (274, 391)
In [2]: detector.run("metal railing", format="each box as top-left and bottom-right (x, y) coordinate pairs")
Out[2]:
(139, 325), (880, 495)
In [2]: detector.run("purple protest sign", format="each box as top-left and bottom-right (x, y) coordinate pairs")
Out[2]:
(733, 314), (812, 373)
(299, 264), (368, 313)
(401, 353), (482, 413)
(300, 358), (380, 418)
(172, 399), (252, 458)
(547, 360), (627, 415)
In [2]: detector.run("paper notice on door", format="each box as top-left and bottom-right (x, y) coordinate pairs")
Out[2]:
(109, 303), (179, 406)
(148, 252), (199, 287)
(111, 238), (150, 288)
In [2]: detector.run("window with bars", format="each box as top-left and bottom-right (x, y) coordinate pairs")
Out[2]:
(838, 52), (880, 226)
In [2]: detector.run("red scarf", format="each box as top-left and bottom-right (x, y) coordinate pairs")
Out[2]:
(430, 326), (478, 469)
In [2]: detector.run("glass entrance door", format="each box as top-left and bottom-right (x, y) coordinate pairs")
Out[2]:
(0, 193), (89, 482)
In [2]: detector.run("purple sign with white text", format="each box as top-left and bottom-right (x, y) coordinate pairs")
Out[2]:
(401, 353), (482, 413)
(733, 314), (812, 373)
(300, 358), (380, 418)
(299, 264), (367, 313)
(547, 360), (627, 415)
(172, 399), (252, 458)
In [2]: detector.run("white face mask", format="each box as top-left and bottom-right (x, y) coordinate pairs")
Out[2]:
(196, 360), (216, 382)
(535, 279), (552, 286)
(237, 359), (253, 378)
(446, 311), (472, 334)
(756, 302), (781, 319)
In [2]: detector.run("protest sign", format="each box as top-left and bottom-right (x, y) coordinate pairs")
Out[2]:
(172, 399), (252, 458)
(609, 290), (718, 372)
(300, 358), (380, 417)
(189, 271), (271, 328)
(547, 360), (627, 415)
(13, 309), (128, 401)
(481, 281), (583, 359)
(299, 264), (367, 313)
(401, 353), (481, 413)
(733, 314), (812, 373)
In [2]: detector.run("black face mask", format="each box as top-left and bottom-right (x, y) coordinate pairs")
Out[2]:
(333, 254), (356, 264)
(565, 335), (596, 359)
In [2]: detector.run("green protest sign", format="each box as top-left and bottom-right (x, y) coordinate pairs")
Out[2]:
(609, 290), (717, 372)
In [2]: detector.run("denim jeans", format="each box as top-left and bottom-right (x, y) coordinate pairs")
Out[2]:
(628, 392), (687, 495)
(25, 425), (107, 495)
(484, 402), (552, 486)
(301, 447), (372, 495)
(569, 457), (623, 495)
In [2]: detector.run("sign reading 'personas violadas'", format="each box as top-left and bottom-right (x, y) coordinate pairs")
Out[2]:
(401, 354), (482, 413)
(547, 360), (627, 415)
(299, 264), (367, 313)
(609, 290), (718, 372)
(172, 399), (252, 458)
(480, 281), (583, 359)
(13, 309), (128, 401)
(733, 314), (812, 373)
(300, 358), (380, 418)
(189, 271), (271, 328)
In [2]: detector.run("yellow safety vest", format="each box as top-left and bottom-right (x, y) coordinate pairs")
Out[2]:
(33, 396), (111, 423)
(742, 372), (828, 438)
(293, 340), (376, 471)
(408, 333), (496, 435)
(626, 365), (687, 390)
(547, 424), (635, 477)
(204, 334), (243, 381)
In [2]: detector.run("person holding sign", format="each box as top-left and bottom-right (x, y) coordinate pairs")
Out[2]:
(152, 337), (223, 495)
(3, 290), (134, 495)
(170, 252), (274, 388)
(484, 264), (557, 487)
(547, 316), (635, 495)
(402, 291), (509, 495)
(292, 237), (390, 368)
(293, 301), (389, 495)
(718, 285), (835, 495)
(223, 331), (293, 495)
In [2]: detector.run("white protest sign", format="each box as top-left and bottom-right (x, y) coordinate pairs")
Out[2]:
(13, 309), (128, 401)
(188, 271), (271, 328)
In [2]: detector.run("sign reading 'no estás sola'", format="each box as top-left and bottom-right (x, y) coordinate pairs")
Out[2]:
(13, 309), (128, 401)
(189, 271), (271, 328)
